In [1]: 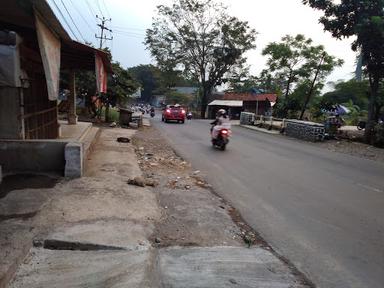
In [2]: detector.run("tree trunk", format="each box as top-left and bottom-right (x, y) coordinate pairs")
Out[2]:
(365, 74), (379, 144)
(200, 87), (208, 119)
(299, 54), (325, 120)
(105, 104), (110, 123)
(283, 71), (293, 118)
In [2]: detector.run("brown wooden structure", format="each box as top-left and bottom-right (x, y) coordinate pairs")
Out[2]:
(0, 0), (111, 140)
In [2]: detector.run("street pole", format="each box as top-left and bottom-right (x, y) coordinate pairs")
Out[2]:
(95, 15), (113, 49)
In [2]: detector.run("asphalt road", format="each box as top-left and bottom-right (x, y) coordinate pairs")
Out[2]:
(152, 115), (384, 288)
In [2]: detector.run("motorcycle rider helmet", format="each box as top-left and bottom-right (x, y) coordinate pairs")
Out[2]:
(217, 109), (226, 117)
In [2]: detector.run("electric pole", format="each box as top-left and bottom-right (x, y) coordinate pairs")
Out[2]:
(95, 15), (113, 49)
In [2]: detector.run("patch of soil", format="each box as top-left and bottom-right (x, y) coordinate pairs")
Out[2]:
(316, 139), (384, 162)
(0, 174), (58, 199)
(132, 127), (265, 248)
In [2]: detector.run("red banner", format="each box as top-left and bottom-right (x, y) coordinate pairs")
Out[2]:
(95, 53), (107, 93)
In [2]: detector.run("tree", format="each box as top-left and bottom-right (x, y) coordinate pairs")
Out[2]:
(165, 90), (192, 105)
(322, 79), (370, 110)
(303, 0), (384, 143)
(145, 0), (256, 118)
(262, 34), (343, 117)
(128, 65), (162, 102)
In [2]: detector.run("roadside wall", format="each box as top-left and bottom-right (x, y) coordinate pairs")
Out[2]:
(0, 141), (66, 174)
(0, 87), (22, 139)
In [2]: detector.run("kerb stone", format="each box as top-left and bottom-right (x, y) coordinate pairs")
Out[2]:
(64, 142), (83, 178)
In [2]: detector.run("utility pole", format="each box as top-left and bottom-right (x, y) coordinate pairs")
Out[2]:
(95, 15), (112, 49)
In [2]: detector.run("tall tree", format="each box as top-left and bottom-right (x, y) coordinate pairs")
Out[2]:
(303, 0), (384, 142)
(145, 0), (256, 118)
(262, 34), (343, 117)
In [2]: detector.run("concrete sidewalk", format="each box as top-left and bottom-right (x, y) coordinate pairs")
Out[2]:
(1, 127), (311, 287)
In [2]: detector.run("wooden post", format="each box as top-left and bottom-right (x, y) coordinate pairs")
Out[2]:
(68, 70), (77, 125)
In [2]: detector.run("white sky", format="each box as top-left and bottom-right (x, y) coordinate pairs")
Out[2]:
(48, 0), (357, 89)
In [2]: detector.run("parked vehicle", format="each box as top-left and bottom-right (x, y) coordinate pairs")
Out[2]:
(211, 126), (231, 150)
(162, 105), (186, 123)
(186, 112), (193, 120)
(357, 120), (366, 130)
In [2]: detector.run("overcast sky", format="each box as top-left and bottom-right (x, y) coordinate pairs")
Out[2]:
(48, 0), (357, 89)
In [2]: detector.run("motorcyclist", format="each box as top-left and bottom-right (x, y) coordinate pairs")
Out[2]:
(211, 109), (231, 139)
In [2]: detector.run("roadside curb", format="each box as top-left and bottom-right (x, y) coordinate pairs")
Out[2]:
(238, 124), (280, 135)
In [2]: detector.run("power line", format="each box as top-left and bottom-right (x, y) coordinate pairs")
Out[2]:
(102, 0), (111, 19)
(95, 15), (113, 48)
(85, 0), (97, 21)
(113, 30), (145, 37)
(68, 0), (95, 34)
(113, 31), (144, 39)
(60, 0), (86, 42)
(111, 25), (146, 32)
(51, 0), (79, 41)
(96, 0), (105, 18)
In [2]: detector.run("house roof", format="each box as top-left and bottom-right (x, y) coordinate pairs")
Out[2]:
(208, 100), (243, 107)
(0, 0), (112, 73)
(223, 93), (277, 102)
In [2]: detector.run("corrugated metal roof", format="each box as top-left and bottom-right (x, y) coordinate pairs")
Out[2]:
(222, 93), (277, 102)
(208, 100), (243, 107)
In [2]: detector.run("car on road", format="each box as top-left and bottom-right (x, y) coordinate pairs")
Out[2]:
(162, 105), (186, 123)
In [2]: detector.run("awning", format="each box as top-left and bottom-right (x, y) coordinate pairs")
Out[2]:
(208, 100), (243, 107)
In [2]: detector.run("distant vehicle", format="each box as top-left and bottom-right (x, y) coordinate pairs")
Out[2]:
(162, 105), (186, 123)
(186, 111), (193, 120)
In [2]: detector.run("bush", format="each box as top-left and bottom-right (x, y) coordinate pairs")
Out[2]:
(373, 123), (384, 148)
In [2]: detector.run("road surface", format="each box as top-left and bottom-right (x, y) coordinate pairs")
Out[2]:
(152, 116), (384, 288)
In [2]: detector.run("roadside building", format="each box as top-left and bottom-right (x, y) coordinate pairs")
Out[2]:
(207, 92), (278, 119)
(0, 0), (112, 177)
(222, 93), (277, 116)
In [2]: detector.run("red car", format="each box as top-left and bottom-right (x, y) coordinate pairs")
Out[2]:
(162, 105), (186, 123)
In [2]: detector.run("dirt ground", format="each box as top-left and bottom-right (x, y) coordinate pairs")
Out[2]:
(316, 139), (384, 162)
(132, 126), (263, 248)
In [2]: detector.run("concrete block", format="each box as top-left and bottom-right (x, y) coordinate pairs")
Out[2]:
(64, 142), (83, 178)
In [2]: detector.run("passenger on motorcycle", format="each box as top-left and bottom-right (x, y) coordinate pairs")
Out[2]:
(211, 109), (231, 139)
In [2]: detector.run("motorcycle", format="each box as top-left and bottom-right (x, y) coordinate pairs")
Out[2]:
(211, 126), (230, 151)
(150, 111), (155, 118)
(186, 112), (193, 120)
(357, 120), (366, 130)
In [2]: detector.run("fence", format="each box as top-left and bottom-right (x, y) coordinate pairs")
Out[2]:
(240, 112), (325, 142)
(284, 120), (325, 142)
(240, 112), (255, 125)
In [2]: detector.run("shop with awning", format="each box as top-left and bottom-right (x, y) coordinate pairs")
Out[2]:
(207, 100), (243, 119)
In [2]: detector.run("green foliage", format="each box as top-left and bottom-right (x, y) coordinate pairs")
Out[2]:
(373, 123), (384, 147)
(128, 64), (196, 103)
(108, 62), (139, 106)
(303, 0), (384, 142)
(373, 123), (384, 148)
(227, 68), (283, 94)
(145, 0), (257, 117)
(128, 65), (162, 102)
(165, 90), (192, 106)
(262, 34), (343, 117)
(322, 80), (370, 110)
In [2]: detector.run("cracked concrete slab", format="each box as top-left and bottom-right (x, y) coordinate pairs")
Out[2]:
(9, 247), (152, 288)
(46, 220), (154, 249)
(0, 221), (36, 288)
(158, 246), (307, 288)
(0, 189), (49, 217)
